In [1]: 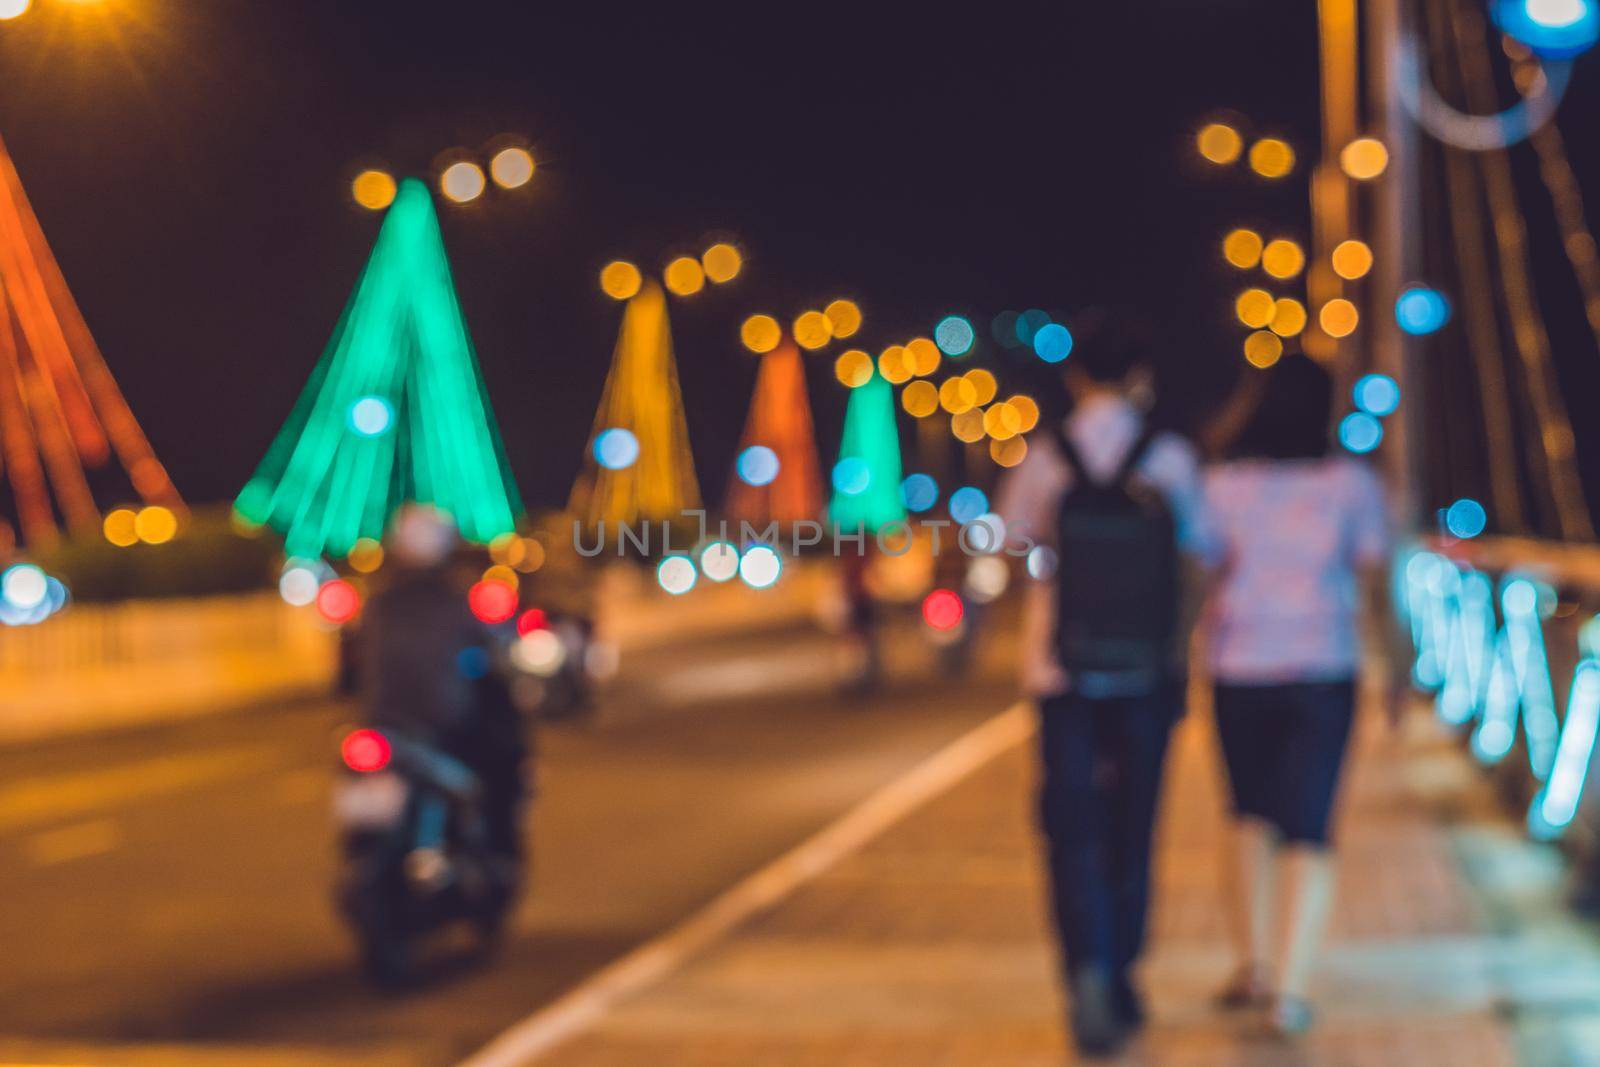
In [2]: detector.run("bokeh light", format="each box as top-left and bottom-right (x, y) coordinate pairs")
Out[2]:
(103, 507), (138, 547)
(1033, 322), (1073, 363)
(1340, 137), (1389, 180)
(983, 402), (1023, 440)
(990, 436), (1028, 467)
(739, 544), (782, 588)
(663, 256), (706, 296)
(2, 563), (47, 610)
(991, 311), (1022, 348)
(135, 505), (178, 545)
(737, 444), (781, 486)
(702, 243), (742, 284)
(741, 313), (782, 354)
(1331, 239), (1373, 280)
(440, 161), (486, 203)
(1493, 0), (1600, 57)
(951, 409), (987, 443)
(1445, 498), (1488, 539)
(489, 146), (535, 189)
(594, 427), (641, 470)
(348, 537), (384, 573)
(794, 310), (834, 350)
(601, 260), (643, 301)
(1197, 123), (1243, 164)
(1396, 287), (1451, 334)
(1339, 411), (1384, 453)
(1320, 298), (1361, 338)
(901, 473), (939, 512)
(1354, 373), (1401, 416)
(1249, 138), (1296, 178)
(1223, 228), (1264, 269)
(1016, 309), (1051, 348)
(1261, 238), (1305, 279)
(824, 299), (862, 339)
(352, 169), (397, 211)
(468, 578), (518, 623)
(949, 486), (989, 525)
(1243, 330), (1284, 368)
(832, 457), (872, 495)
(965, 368), (998, 405)
(700, 541), (740, 582)
(1236, 288), (1275, 329)
(657, 555), (698, 596)
(935, 315), (976, 356)
(1269, 297), (1307, 337)
(835, 348), (874, 387)
(906, 337), (942, 376)
(517, 607), (549, 636)
(1007, 395), (1041, 432)
(922, 588), (965, 631)
(902, 379), (939, 418)
(483, 563), (519, 590)
(940, 376), (978, 414)
(316, 579), (362, 625)
(278, 565), (319, 607)
(341, 729), (391, 774)
(348, 395), (393, 437)
(878, 345), (914, 384)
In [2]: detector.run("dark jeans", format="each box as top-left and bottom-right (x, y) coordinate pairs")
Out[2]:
(1036, 684), (1178, 985)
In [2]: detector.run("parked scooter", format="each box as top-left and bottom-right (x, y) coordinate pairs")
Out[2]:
(332, 726), (519, 986)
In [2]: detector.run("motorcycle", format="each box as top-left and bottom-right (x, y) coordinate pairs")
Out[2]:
(332, 726), (519, 986)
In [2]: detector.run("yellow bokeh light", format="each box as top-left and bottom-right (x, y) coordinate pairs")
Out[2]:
(0, 0), (31, 21)
(741, 313), (782, 354)
(1320, 298), (1360, 338)
(1261, 238), (1305, 279)
(349, 537), (385, 573)
(835, 349), (874, 388)
(794, 310), (834, 350)
(514, 537), (546, 573)
(1270, 297), (1307, 337)
(663, 256), (706, 296)
(878, 345), (913, 384)
(824, 299), (862, 339)
(600, 260), (643, 301)
(1223, 228), (1263, 269)
(489, 532), (525, 567)
(102, 507), (138, 548)
(990, 436), (1028, 468)
(134, 505), (178, 545)
(1331, 239), (1373, 280)
(1340, 137), (1389, 180)
(1243, 330), (1283, 368)
(489, 146), (536, 189)
(951, 409), (987, 443)
(905, 337), (941, 377)
(1249, 138), (1295, 179)
(1197, 123), (1243, 165)
(1235, 288), (1275, 329)
(983, 402), (1023, 441)
(901, 380), (939, 418)
(440, 161), (486, 203)
(939, 376), (978, 414)
(965, 368), (998, 406)
(1007, 394), (1041, 433)
(702, 243), (742, 284)
(352, 169), (397, 211)
(483, 564), (520, 590)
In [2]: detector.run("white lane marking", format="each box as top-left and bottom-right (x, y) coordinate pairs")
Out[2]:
(458, 701), (1035, 1067)
(25, 818), (121, 866)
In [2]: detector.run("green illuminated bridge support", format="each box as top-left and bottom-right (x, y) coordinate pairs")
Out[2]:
(234, 178), (521, 558)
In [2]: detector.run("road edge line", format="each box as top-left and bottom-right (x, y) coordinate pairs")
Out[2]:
(457, 700), (1036, 1067)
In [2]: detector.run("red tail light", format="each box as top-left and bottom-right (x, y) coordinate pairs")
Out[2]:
(341, 728), (391, 773)
(922, 588), (965, 631)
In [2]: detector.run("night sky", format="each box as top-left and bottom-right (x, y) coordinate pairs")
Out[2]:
(0, 1), (1594, 521)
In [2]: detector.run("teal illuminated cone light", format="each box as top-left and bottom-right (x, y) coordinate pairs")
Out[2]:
(235, 178), (521, 557)
(829, 371), (905, 533)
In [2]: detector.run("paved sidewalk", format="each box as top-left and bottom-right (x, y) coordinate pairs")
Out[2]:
(534, 701), (1600, 1066)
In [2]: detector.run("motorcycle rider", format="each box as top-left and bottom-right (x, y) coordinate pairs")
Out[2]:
(358, 504), (528, 864)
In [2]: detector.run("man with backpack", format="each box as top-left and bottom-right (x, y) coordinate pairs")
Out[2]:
(996, 320), (1212, 1057)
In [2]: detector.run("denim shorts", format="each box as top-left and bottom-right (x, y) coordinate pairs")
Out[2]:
(1213, 679), (1356, 845)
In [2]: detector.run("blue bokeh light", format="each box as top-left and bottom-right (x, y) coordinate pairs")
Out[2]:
(832, 457), (871, 496)
(1353, 373), (1401, 417)
(949, 486), (989, 526)
(1033, 322), (1074, 364)
(1494, 0), (1599, 57)
(900, 473), (939, 513)
(1015, 309), (1051, 348)
(935, 315), (976, 357)
(1396, 288), (1451, 335)
(348, 395), (394, 437)
(594, 427), (641, 470)
(1445, 498), (1488, 539)
(737, 445), (780, 486)
(1338, 411), (1384, 454)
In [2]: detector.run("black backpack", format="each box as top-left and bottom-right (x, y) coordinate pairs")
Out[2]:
(1049, 422), (1180, 683)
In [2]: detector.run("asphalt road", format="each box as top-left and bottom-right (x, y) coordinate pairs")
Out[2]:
(0, 605), (1020, 1066)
